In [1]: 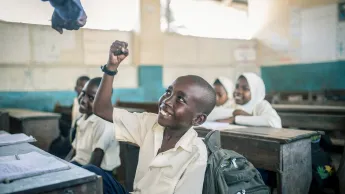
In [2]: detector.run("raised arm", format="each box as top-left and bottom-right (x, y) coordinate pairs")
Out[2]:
(93, 41), (129, 122)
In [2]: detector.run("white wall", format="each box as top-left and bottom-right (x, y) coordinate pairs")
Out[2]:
(163, 33), (258, 86)
(249, 0), (341, 66)
(0, 21), (257, 91)
(0, 22), (137, 91)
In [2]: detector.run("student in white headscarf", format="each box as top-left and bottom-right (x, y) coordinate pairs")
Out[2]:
(216, 72), (282, 128)
(207, 76), (235, 121)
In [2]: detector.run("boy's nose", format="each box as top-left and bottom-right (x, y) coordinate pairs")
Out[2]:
(80, 96), (88, 104)
(164, 96), (174, 108)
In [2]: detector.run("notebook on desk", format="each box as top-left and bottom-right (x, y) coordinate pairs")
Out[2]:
(0, 151), (70, 182)
(0, 133), (36, 146)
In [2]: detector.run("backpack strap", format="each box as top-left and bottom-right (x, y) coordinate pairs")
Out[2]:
(204, 130), (221, 153)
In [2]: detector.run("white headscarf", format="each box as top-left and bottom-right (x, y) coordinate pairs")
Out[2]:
(207, 76), (235, 121)
(235, 72), (266, 114)
(216, 76), (235, 108)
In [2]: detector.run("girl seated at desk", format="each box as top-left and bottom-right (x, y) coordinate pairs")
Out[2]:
(216, 72), (282, 128)
(207, 76), (235, 121)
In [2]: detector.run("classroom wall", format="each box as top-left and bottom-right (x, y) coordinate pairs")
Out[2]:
(163, 33), (258, 87)
(0, 21), (141, 111)
(0, 21), (257, 111)
(248, 0), (345, 92)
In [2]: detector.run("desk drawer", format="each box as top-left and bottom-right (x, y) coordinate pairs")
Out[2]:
(10, 118), (59, 151)
(43, 176), (102, 194)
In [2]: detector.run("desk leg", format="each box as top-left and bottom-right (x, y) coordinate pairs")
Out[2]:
(277, 139), (312, 194)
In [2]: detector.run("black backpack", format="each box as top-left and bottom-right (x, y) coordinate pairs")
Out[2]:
(202, 130), (270, 194)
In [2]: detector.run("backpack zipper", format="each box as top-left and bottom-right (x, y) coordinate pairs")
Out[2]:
(236, 190), (245, 194)
(235, 186), (270, 194)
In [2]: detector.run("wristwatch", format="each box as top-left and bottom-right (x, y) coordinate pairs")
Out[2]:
(101, 64), (118, 76)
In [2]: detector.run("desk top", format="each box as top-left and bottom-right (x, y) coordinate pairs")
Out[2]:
(0, 108), (60, 120)
(121, 107), (146, 113)
(195, 126), (318, 144)
(272, 104), (345, 114)
(0, 136), (97, 194)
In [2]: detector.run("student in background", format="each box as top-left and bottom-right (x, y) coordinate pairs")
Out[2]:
(91, 40), (215, 194)
(72, 75), (90, 127)
(50, 75), (90, 158)
(65, 77), (120, 185)
(217, 72), (282, 128)
(207, 76), (235, 121)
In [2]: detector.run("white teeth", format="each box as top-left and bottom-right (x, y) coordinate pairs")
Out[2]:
(235, 96), (242, 100)
(161, 110), (167, 116)
(161, 109), (172, 117)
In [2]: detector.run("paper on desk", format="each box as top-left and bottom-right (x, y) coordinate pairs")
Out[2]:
(0, 133), (36, 146)
(199, 121), (247, 131)
(0, 151), (70, 182)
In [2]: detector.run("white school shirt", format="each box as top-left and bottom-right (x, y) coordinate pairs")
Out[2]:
(112, 108), (207, 194)
(235, 100), (282, 128)
(72, 114), (121, 171)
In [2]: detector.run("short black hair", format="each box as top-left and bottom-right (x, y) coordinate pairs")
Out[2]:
(181, 75), (216, 115)
(88, 77), (102, 87)
(77, 75), (90, 84)
(87, 77), (113, 94)
(213, 79), (222, 85)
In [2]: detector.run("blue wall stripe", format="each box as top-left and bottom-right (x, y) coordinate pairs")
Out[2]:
(0, 66), (165, 112)
(261, 60), (345, 93)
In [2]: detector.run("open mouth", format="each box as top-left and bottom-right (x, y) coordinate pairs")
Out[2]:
(234, 96), (242, 100)
(160, 109), (172, 117)
(79, 103), (87, 110)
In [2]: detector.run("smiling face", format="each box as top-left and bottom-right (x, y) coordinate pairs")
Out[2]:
(157, 76), (208, 131)
(233, 76), (251, 105)
(78, 81), (98, 116)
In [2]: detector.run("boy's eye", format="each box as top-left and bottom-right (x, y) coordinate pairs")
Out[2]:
(243, 87), (250, 91)
(177, 96), (185, 103)
(89, 96), (94, 101)
(79, 91), (85, 97)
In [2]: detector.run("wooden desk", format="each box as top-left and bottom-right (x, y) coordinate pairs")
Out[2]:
(0, 134), (102, 194)
(272, 104), (345, 132)
(117, 142), (140, 192)
(0, 111), (10, 131)
(0, 108), (61, 151)
(273, 104), (345, 114)
(115, 101), (158, 114)
(121, 107), (146, 113)
(195, 126), (318, 194)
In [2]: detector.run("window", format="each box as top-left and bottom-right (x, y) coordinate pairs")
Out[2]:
(161, 0), (251, 39)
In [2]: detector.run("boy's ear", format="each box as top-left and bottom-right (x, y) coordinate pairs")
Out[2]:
(192, 114), (207, 126)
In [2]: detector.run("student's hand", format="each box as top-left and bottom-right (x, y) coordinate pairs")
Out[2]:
(107, 40), (129, 71)
(216, 117), (235, 124)
(233, 109), (251, 116)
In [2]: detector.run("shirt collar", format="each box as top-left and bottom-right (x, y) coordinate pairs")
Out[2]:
(153, 122), (197, 153)
(77, 114), (98, 129)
